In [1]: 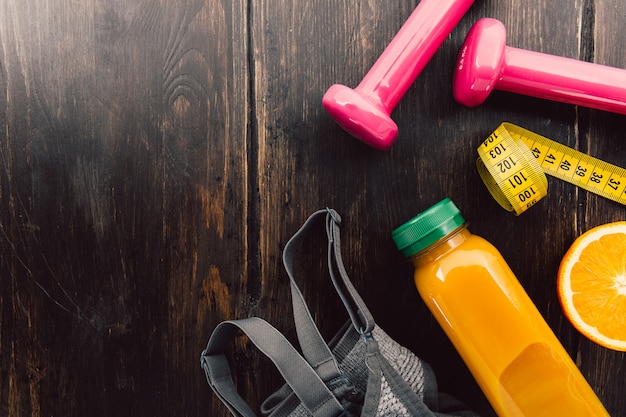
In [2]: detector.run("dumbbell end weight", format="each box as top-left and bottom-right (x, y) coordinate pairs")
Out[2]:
(453, 18), (507, 107)
(322, 84), (398, 151)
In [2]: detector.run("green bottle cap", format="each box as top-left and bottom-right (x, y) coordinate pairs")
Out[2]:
(392, 198), (465, 258)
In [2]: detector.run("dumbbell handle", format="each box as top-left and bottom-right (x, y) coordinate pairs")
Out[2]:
(498, 47), (626, 114)
(359, 0), (475, 111)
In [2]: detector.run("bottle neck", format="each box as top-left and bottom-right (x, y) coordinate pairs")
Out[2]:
(410, 225), (470, 267)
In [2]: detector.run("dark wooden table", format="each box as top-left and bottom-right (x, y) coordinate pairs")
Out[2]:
(2, 0), (625, 416)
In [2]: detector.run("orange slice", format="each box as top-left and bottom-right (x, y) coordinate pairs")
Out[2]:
(557, 221), (626, 351)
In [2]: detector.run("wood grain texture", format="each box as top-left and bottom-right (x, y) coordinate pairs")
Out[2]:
(1, 0), (625, 416)
(1, 0), (249, 416)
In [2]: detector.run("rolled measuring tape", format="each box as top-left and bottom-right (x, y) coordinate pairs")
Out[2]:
(477, 122), (626, 215)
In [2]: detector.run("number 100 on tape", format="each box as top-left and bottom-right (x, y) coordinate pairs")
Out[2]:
(476, 123), (626, 215)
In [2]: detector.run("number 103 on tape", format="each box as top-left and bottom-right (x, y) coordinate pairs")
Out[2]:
(477, 122), (626, 215)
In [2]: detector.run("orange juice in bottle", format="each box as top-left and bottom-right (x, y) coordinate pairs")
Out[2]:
(391, 198), (609, 417)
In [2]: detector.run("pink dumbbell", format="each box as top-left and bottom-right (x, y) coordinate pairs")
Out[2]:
(454, 18), (626, 114)
(323, 0), (475, 151)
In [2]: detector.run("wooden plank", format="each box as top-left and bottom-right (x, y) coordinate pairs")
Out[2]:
(0, 1), (249, 416)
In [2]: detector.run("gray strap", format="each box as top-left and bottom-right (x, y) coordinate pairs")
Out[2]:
(325, 210), (375, 335)
(282, 209), (375, 383)
(200, 317), (344, 417)
(282, 210), (343, 382)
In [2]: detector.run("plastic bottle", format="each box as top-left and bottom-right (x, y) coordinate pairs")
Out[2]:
(391, 198), (609, 417)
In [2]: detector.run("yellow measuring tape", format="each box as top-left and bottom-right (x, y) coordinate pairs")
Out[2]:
(477, 122), (626, 215)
